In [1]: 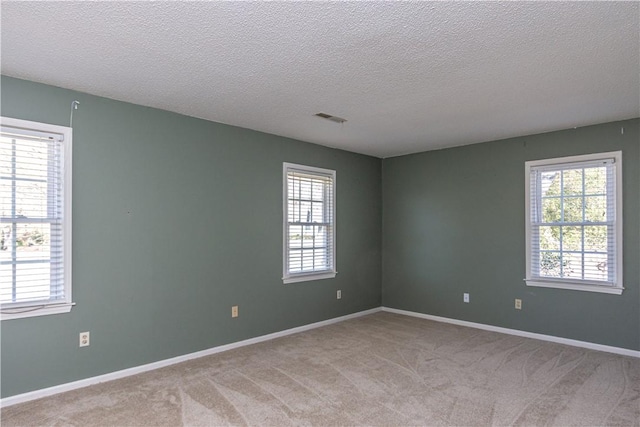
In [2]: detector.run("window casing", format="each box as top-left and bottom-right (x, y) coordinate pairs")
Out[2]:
(1, 117), (73, 320)
(283, 163), (336, 284)
(525, 151), (623, 294)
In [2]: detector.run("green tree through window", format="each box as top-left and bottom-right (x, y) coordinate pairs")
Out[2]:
(525, 151), (622, 294)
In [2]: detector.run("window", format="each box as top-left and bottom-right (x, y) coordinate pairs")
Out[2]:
(525, 151), (623, 294)
(283, 163), (336, 284)
(1, 117), (73, 320)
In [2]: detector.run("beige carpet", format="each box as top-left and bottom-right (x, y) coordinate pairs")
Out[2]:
(2, 312), (639, 426)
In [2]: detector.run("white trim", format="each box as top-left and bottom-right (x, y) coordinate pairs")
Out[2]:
(283, 162), (337, 177)
(0, 307), (381, 407)
(0, 118), (68, 142)
(525, 151), (621, 169)
(3, 305), (638, 407)
(0, 118), (70, 142)
(0, 117), (73, 320)
(524, 151), (623, 293)
(64, 122), (73, 310)
(0, 302), (74, 321)
(525, 279), (623, 295)
(282, 162), (337, 283)
(381, 307), (640, 358)
(283, 271), (337, 284)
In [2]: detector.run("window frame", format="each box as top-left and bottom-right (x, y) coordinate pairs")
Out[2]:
(1, 117), (74, 320)
(525, 151), (623, 295)
(283, 162), (337, 284)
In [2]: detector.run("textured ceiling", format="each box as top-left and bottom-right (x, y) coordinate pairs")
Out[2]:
(1, 1), (638, 158)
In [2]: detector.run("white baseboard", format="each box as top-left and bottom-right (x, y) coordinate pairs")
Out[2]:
(0, 307), (382, 408)
(4, 305), (636, 407)
(381, 307), (640, 358)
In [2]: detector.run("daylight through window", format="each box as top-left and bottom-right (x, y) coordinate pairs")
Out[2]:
(0, 117), (73, 319)
(283, 163), (336, 284)
(525, 152), (622, 294)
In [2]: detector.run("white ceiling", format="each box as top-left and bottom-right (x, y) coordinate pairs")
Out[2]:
(1, 1), (638, 158)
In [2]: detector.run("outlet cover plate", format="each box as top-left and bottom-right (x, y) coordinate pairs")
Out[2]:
(79, 331), (90, 347)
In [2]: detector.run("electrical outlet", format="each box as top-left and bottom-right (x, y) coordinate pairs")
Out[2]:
(337, 290), (342, 300)
(463, 293), (470, 303)
(515, 299), (522, 310)
(79, 331), (90, 347)
(231, 305), (238, 318)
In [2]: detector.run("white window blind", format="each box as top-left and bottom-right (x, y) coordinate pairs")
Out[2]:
(525, 151), (623, 294)
(1, 117), (73, 319)
(283, 163), (336, 284)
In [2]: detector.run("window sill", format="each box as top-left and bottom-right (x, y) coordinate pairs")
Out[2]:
(1, 302), (75, 321)
(525, 279), (623, 295)
(283, 272), (337, 284)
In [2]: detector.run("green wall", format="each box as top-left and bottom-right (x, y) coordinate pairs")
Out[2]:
(382, 119), (640, 351)
(2, 74), (638, 400)
(0, 76), (383, 398)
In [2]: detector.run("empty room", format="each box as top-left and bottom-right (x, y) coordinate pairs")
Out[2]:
(1, 2), (638, 426)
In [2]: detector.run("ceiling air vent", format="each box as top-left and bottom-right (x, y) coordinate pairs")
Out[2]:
(315, 112), (347, 124)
